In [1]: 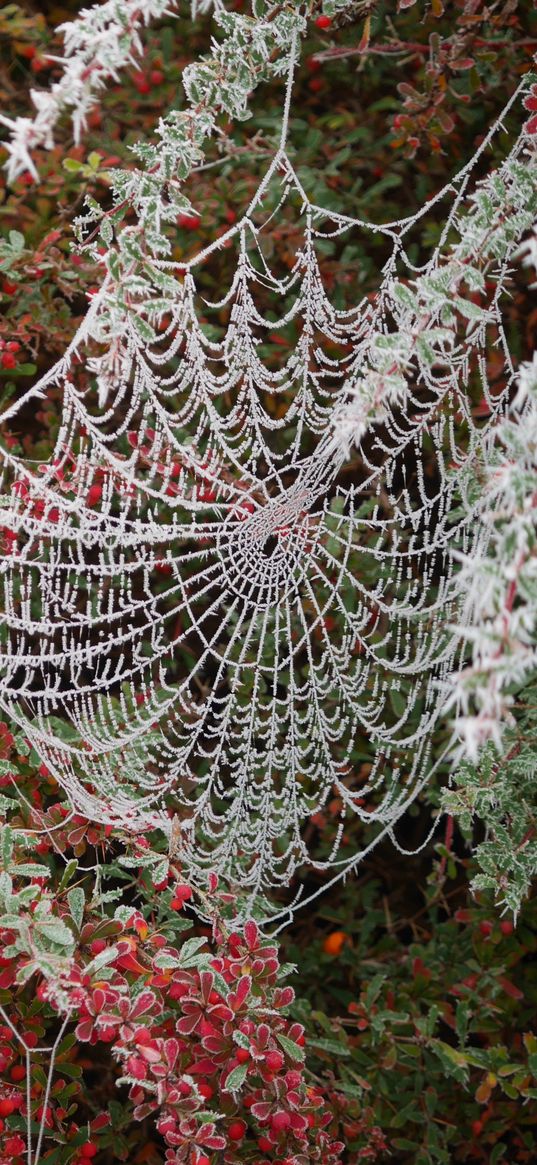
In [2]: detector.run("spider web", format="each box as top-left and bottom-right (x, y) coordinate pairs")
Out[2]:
(0, 46), (529, 911)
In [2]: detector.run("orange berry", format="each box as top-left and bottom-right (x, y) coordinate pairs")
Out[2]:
(322, 930), (348, 956)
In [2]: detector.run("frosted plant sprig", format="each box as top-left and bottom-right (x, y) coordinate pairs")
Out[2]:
(0, 0), (183, 185)
(68, 2), (310, 354)
(443, 354), (537, 764)
(328, 102), (537, 459)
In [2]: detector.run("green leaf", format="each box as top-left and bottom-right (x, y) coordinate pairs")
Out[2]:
(67, 887), (85, 931)
(13, 863), (50, 878)
(224, 1062), (249, 1092)
(233, 1030), (251, 1051)
(178, 936), (207, 966)
(8, 230), (25, 251)
(276, 1032), (305, 1062)
(1, 826), (13, 869)
(307, 1037), (351, 1057)
(34, 917), (74, 947)
(58, 859), (78, 893)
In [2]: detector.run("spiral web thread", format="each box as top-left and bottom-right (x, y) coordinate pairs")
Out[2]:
(0, 39), (530, 918)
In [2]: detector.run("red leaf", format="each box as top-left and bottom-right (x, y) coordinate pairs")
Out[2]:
(499, 977), (524, 1001)
(243, 920), (259, 950)
(139, 1044), (161, 1063)
(525, 114), (537, 135)
(92, 988), (106, 1013)
(130, 990), (157, 1018)
(231, 975), (251, 1010)
(164, 1038), (180, 1070)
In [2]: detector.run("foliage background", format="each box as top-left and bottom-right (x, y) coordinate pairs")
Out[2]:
(0, 2), (537, 1164)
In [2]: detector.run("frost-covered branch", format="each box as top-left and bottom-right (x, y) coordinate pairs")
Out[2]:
(0, 0), (184, 183)
(443, 353), (537, 763)
(330, 87), (537, 458)
(69, 2), (311, 352)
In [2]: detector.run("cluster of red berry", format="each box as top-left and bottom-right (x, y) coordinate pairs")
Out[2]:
(0, 339), (20, 370)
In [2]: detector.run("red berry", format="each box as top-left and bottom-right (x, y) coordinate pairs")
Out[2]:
(479, 920), (493, 938)
(6, 341), (20, 352)
(271, 1111), (291, 1133)
(0, 1098), (15, 1117)
(10, 1065), (26, 1082)
(86, 482), (101, 505)
(150, 69), (164, 85)
(86, 484), (102, 507)
(133, 72), (151, 94)
(5, 1134), (25, 1154)
(195, 1157), (210, 1165)
(265, 1050), (284, 1072)
(500, 919), (514, 936)
(197, 1082), (213, 1101)
(174, 884), (193, 902)
(315, 14), (331, 29)
(472, 1119), (483, 1136)
(80, 1144), (98, 1159)
(258, 1138), (272, 1152)
(228, 1120), (246, 1141)
(308, 77), (324, 93)
(1, 352), (17, 369)
(236, 1048), (251, 1064)
(2, 281), (17, 295)
(178, 213), (200, 230)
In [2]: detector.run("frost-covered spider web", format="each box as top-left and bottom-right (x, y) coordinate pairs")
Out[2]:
(0, 43), (531, 908)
